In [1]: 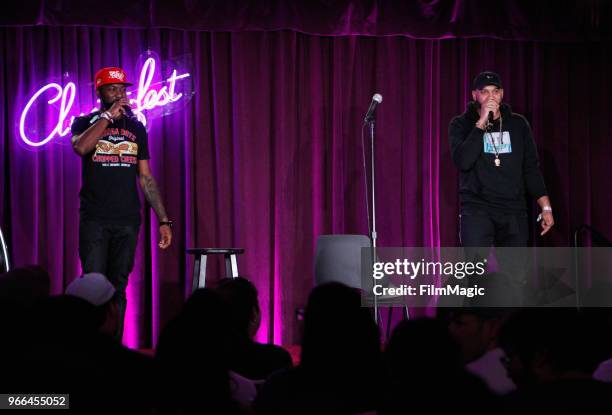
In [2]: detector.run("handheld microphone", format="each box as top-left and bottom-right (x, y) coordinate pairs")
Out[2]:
(112, 97), (135, 119)
(488, 111), (494, 124)
(123, 104), (135, 119)
(364, 93), (383, 123)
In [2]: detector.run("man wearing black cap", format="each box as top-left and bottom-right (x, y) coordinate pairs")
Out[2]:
(70, 67), (173, 340)
(448, 71), (554, 248)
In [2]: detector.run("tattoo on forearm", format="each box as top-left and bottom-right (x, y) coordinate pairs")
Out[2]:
(140, 175), (168, 220)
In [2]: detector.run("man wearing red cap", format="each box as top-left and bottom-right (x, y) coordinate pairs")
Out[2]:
(70, 67), (173, 340)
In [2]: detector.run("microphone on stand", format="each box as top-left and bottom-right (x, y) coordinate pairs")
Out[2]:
(364, 93), (383, 123)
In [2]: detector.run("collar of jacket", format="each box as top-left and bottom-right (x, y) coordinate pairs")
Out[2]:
(465, 101), (512, 122)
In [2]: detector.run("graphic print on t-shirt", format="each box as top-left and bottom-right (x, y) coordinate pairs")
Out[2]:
(71, 111), (149, 223)
(483, 131), (512, 154)
(92, 127), (139, 167)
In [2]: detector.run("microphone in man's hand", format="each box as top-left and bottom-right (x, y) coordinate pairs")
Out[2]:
(123, 104), (135, 119)
(114, 98), (135, 119)
(488, 111), (494, 124)
(364, 93), (383, 123)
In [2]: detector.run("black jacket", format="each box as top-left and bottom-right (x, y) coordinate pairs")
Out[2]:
(449, 102), (547, 212)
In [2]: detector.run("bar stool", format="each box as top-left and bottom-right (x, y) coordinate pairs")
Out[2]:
(186, 248), (245, 292)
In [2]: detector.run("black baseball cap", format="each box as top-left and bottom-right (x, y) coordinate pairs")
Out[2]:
(472, 71), (503, 90)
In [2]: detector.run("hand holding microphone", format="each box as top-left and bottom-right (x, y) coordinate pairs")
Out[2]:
(123, 103), (135, 119)
(478, 99), (499, 128)
(108, 98), (131, 120)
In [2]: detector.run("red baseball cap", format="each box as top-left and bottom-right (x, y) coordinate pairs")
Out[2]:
(94, 67), (133, 89)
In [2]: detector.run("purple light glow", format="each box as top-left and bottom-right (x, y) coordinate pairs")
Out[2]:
(18, 56), (191, 148)
(18, 82), (76, 147)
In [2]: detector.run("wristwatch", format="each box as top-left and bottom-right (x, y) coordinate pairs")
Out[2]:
(159, 220), (174, 228)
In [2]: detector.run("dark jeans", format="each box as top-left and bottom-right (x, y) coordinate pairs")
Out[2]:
(79, 218), (139, 340)
(459, 209), (528, 247)
(458, 209), (530, 304)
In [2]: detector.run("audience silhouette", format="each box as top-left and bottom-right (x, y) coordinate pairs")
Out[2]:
(2, 266), (612, 414)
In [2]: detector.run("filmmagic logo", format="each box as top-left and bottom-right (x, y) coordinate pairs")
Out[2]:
(372, 258), (487, 280)
(372, 284), (485, 298)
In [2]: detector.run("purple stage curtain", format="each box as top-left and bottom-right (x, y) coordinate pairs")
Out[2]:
(1, 25), (611, 348)
(2, 0), (611, 41)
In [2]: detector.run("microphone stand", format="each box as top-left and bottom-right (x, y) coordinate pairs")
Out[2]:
(364, 110), (410, 330)
(365, 117), (379, 323)
(369, 120), (377, 250)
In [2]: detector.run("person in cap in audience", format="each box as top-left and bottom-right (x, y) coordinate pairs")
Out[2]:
(65, 272), (119, 337)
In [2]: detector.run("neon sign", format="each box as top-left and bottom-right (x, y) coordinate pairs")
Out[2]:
(18, 54), (192, 148)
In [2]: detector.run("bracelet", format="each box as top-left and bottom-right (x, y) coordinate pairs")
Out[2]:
(159, 220), (174, 228)
(542, 206), (552, 212)
(99, 111), (113, 124)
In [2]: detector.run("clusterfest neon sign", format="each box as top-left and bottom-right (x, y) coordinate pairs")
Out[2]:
(18, 52), (192, 148)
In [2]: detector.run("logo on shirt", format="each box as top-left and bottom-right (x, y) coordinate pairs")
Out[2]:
(483, 132), (512, 154)
(92, 140), (138, 166)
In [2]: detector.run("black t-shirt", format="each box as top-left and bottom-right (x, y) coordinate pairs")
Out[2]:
(71, 112), (149, 224)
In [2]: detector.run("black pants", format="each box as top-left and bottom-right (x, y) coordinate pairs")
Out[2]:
(78, 219), (139, 340)
(458, 209), (530, 304)
(459, 209), (528, 247)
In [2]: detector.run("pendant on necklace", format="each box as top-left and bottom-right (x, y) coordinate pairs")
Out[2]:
(495, 157), (501, 167)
